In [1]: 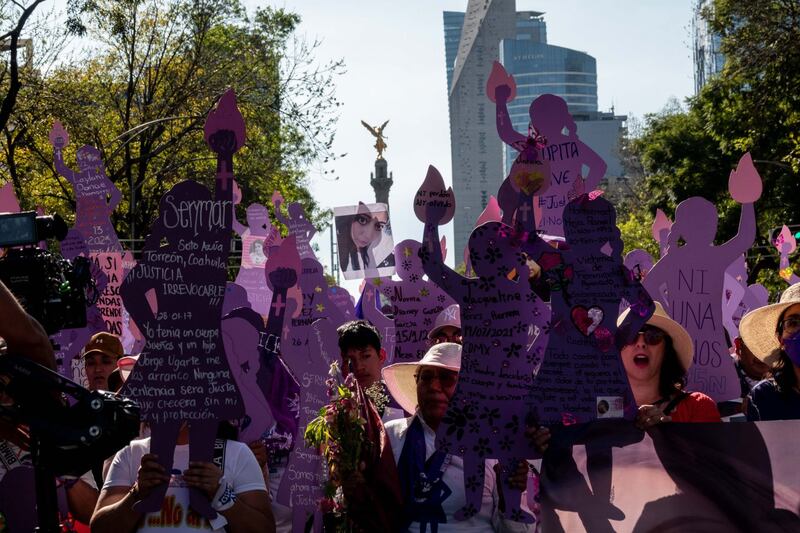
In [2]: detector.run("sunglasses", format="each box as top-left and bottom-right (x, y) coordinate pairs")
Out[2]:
(415, 369), (458, 387)
(630, 325), (666, 346)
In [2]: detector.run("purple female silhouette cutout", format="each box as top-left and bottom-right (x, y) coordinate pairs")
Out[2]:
(360, 280), (396, 364)
(232, 199), (276, 316)
(120, 90), (245, 519)
(624, 249), (655, 285)
(420, 170), (545, 523)
(273, 192), (317, 260)
(652, 209), (673, 259)
(277, 251), (344, 532)
(374, 239), (455, 363)
(50, 122), (131, 336)
(644, 153), (761, 402)
(528, 195), (654, 426)
(490, 63), (606, 237)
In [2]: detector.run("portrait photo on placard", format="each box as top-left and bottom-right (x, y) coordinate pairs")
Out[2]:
(334, 202), (395, 280)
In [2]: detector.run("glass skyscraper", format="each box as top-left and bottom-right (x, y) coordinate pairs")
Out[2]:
(693, 0), (725, 94)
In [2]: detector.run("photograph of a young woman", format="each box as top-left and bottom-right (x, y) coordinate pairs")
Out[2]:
(335, 202), (395, 280)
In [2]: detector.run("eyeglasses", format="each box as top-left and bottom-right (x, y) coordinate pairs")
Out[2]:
(415, 369), (458, 388)
(432, 333), (462, 345)
(780, 316), (800, 336)
(632, 326), (666, 346)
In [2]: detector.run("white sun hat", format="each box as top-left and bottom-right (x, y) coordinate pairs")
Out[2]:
(381, 342), (461, 415)
(739, 282), (800, 361)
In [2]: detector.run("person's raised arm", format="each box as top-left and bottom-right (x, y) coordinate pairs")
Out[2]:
(0, 280), (55, 369)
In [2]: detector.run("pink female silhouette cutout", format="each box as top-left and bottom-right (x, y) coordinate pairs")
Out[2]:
(464, 195), (502, 277)
(489, 63), (606, 237)
(373, 239), (455, 363)
(774, 225), (800, 285)
(644, 153), (760, 402)
(273, 192), (317, 260)
(120, 90), (245, 519)
(232, 199), (276, 316)
(50, 122), (123, 254)
(421, 174), (545, 523)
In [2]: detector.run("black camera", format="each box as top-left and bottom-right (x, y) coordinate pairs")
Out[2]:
(0, 212), (95, 334)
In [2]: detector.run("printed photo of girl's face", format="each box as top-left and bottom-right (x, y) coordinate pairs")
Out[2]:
(350, 210), (388, 249)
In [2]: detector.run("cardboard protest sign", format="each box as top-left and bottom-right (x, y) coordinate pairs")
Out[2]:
(232, 197), (277, 316)
(644, 153), (760, 402)
(120, 90), (245, 518)
(540, 420), (800, 533)
(52, 229), (108, 385)
(723, 255), (749, 340)
(328, 284), (356, 321)
(276, 309), (336, 533)
(488, 62), (606, 237)
(419, 168), (545, 523)
(371, 239), (455, 363)
(359, 280), (396, 364)
(273, 192), (317, 260)
(334, 202), (395, 280)
(464, 195), (501, 277)
(623, 249), (655, 284)
(414, 166), (455, 225)
(223, 237), (301, 448)
(292, 257), (348, 330)
(0, 182), (20, 213)
(774, 224), (800, 284)
(527, 195), (653, 427)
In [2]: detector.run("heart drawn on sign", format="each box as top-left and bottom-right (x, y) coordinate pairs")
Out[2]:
(571, 306), (604, 336)
(512, 167), (546, 196)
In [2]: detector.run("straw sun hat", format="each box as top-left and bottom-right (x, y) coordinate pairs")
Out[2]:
(381, 342), (461, 415)
(739, 282), (800, 361)
(617, 302), (694, 372)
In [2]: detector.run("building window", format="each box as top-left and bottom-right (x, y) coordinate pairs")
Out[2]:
(480, 190), (488, 208)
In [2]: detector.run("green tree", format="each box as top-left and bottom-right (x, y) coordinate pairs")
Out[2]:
(619, 0), (800, 292)
(2, 0), (342, 246)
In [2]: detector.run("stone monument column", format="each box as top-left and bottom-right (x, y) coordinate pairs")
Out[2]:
(371, 158), (393, 206)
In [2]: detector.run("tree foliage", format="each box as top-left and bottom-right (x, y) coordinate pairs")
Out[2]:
(619, 0), (800, 292)
(1, 0), (343, 245)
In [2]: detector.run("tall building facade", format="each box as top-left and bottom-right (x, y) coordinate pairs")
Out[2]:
(445, 1), (625, 257)
(693, 0), (724, 94)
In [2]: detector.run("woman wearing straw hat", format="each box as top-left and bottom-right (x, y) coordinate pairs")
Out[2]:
(530, 302), (720, 452)
(740, 282), (800, 420)
(382, 343), (532, 532)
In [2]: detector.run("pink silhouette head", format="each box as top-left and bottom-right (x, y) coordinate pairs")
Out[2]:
(669, 197), (717, 249)
(245, 203), (271, 233)
(529, 94), (576, 138)
(76, 145), (102, 171)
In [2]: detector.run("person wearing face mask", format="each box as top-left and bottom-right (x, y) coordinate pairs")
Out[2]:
(740, 283), (800, 421)
(382, 343), (532, 532)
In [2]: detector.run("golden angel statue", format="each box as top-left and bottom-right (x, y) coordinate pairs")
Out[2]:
(361, 119), (389, 159)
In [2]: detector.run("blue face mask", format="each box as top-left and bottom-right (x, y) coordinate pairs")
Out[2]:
(782, 330), (800, 367)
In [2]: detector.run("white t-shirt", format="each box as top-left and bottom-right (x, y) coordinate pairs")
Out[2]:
(104, 438), (266, 532)
(385, 416), (534, 533)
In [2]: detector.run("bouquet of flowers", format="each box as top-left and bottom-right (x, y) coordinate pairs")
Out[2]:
(305, 362), (369, 530)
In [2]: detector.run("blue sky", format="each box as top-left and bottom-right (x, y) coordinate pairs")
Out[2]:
(250, 0), (696, 292)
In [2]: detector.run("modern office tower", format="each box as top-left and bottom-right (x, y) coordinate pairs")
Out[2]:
(693, 0), (725, 94)
(445, 1), (624, 257)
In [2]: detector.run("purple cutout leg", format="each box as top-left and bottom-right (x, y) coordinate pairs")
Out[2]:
(188, 420), (218, 520)
(134, 421), (181, 513)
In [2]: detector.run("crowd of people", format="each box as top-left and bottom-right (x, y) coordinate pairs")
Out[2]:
(2, 269), (800, 532)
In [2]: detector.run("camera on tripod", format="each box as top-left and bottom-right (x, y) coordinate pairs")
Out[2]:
(0, 211), (96, 334)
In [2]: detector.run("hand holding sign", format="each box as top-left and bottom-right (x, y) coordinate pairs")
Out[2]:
(486, 61), (516, 103)
(49, 121), (69, 149)
(728, 152), (762, 204)
(415, 165), (455, 225)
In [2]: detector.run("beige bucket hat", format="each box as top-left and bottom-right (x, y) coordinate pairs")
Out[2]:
(617, 302), (694, 371)
(739, 282), (800, 361)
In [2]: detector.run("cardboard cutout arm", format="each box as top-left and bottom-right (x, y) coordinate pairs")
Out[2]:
(120, 270), (157, 339)
(107, 180), (123, 212)
(778, 253), (800, 284)
(53, 148), (76, 185)
(578, 141), (608, 192)
(617, 277), (655, 350)
(232, 215), (247, 237)
(495, 95), (527, 148)
(641, 261), (669, 311)
(720, 203), (756, 265)
(273, 201), (290, 227)
(421, 219), (463, 298)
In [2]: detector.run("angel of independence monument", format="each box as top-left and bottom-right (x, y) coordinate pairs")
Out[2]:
(362, 119), (394, 206)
